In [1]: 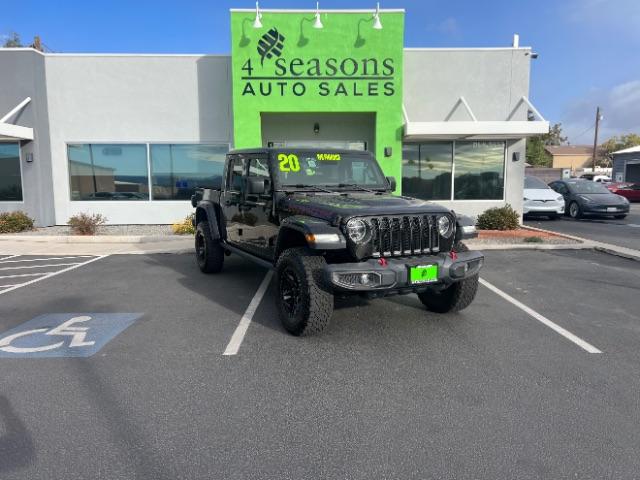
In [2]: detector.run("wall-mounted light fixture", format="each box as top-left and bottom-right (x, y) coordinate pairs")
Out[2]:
(512, 152), (520, 162)
(313, 122), (320, 134)
(313, 2), (324, 29)
(253, 1), (263, 29)
(25, 152), (34, 163)
(372, 3), (383, 30)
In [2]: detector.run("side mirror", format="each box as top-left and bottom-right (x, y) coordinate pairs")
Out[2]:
(247, 178), (266, 195)
(386, 176), (397, 192)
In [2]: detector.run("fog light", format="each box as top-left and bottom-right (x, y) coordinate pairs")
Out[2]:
(332, 271), (382, 289)
(451, 262), (469, 278)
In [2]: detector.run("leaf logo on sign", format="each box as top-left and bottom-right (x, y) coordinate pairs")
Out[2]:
(257, 28), (285, 65)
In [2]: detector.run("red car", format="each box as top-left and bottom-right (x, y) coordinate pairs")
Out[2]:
(606, 182), (640, 202)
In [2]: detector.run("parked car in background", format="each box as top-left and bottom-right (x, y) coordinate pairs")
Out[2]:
(605, 182), (640, 202)
(549, 179), (630, 219)
(523, 176), (565, 219)
(580, 173), (612, 183)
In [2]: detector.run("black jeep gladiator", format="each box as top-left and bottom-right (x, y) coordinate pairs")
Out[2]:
(191, 148), (483, 335)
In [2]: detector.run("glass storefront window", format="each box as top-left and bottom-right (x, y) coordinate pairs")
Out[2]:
(401, 142), (453, 200)
(68, 144), (149, 200)
(0, 143), (23, 201)
(150, 144), (227, 200)
(402, 141), (506, 201)
(453, 141), (505, 200)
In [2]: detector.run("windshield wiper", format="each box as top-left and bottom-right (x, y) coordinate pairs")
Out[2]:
(336, 183), (380, 193)
(281, 184), (336, 194)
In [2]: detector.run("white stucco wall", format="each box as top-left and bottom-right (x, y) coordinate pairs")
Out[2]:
(44, 54), (233, 224)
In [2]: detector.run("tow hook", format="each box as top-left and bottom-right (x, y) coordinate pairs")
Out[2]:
(450, 250), (458, 260)
(378, 258), (388, 267)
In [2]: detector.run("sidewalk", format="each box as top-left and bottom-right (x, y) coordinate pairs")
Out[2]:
(467, 225), (640, 261)
(0, 235), (193, 255)
(1, 230), (638, 260)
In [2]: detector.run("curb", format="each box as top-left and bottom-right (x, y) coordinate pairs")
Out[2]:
(593, 246), (640, 262)
(520, 225), (585, 242)
(466, 242), (593, 252)
(0, 235), (191, 244)
(519, 225), (640, 261)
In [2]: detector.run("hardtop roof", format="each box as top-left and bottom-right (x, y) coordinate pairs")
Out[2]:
(227, 147), (373, 156)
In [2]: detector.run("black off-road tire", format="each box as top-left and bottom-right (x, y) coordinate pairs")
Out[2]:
(275, 248), (334, 336)
(195, 221), (224, 273)
(417, 241), (479, 313)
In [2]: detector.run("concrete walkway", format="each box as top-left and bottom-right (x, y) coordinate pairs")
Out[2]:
(0, 235), (193, 255)
(1, 229), (638, 261)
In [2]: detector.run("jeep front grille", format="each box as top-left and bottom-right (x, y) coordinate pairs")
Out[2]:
(366, 215), (443, 257)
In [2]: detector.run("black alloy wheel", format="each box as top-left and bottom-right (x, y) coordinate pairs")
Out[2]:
(280, 267), (302, 316)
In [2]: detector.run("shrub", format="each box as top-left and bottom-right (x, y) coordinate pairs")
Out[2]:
(172, 213), (195, 235)
(0, 211), (35, 233)
(68, 213), (107, 235)
(523, 236), (544, 243)
(476, 204), (519, 231)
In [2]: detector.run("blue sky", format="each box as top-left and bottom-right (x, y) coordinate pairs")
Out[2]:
(3, 0), (639, 144)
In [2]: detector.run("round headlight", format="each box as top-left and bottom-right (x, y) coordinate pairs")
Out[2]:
(346, 218), (367, 243)
(437, 215), (452, 238)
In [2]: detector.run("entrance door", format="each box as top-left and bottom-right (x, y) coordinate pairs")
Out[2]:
(261, 112), (375, 153)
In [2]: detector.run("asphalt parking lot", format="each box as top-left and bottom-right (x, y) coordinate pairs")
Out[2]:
(525, 203), (640, 251)
(0, 249), (639, 479)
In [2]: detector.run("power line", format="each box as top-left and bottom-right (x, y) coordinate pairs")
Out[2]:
(571, 124), (595, 143)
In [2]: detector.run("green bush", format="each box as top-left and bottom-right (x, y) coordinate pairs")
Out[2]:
(523, 236), (544, 243)
(68, 213), (107, 235)
(0, 211), (35, 233)
(172, 213), (195, 235)
(476, 204), (519, 231)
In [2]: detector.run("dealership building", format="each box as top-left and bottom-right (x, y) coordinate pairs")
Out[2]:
(0, 7), (548, 226)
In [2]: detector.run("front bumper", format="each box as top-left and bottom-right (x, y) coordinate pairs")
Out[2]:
(324, 251), (484, 294)
(523, 200), (564, 215)
(582, 204), (630, 215)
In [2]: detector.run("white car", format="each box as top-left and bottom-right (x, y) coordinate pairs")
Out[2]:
(580, 173), (612, 183)
(523, 176), (565, 219)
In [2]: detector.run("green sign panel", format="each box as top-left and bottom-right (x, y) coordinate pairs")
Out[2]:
(230, 9), (405, 180)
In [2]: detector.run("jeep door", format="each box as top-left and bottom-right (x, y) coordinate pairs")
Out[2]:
(221, 155), (246, 245)
(242, 155), (277, 259)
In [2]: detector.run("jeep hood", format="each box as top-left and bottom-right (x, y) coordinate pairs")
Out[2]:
(280, 193), (451, 224)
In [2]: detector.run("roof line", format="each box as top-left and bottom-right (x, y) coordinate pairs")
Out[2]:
(405, 47), (532, 52)
(230, 8), (404, 13)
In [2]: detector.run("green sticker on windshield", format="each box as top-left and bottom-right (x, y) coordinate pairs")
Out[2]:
(278, 153), (300, 172)
(316, 153), (341, 161)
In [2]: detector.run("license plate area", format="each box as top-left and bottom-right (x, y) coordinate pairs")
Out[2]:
(409, 264), (438, 284)
(607, 207), (617, 212)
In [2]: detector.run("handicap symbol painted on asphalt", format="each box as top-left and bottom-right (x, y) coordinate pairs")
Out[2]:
(0, 313), (143, 358)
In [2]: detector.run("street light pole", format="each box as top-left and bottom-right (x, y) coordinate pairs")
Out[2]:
(592, 106), (601, 172)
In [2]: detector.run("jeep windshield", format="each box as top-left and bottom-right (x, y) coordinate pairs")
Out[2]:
(274, 151), (387, 190)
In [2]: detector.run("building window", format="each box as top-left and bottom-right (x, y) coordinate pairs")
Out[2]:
(150, 144), (227, 200)
(453, 141), (505, 200)
(68, 144), (149, 200)
(0, 143), (23, 201)
(402, 141), (506, 201)
(401, 142), (452, 200)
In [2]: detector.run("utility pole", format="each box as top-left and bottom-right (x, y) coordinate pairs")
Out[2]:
(592, 106), (602, 172)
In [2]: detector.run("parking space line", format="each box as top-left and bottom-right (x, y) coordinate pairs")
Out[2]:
(479, 278), (602, 354)
(0, 255), (19, 262)
(0, 262), (81, 271)
(0, 255), (93, 264)
(0, 273), (50, 279)
(223, 270), (273, 356)
(0, 255), (108, 296)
